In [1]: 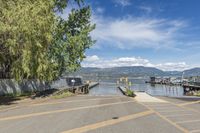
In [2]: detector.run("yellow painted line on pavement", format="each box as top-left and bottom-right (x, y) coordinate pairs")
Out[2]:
(190, 129), (200, 133)
(158, 110), (187, 113)
(147, 104), (172, 107)
(141, 97), (200, 114)
(164, 114), (193, 117)
(181, 105), (200, 114)
(179, 101), (200, 106)
(151, 107), (180, 110)
(0, 97), (124, 112)
(0, 101), (134, 121)
(155, 112), (189, 133)
(168, 101), (200, 114)
(31, 97), (125, 107)
(0, 106), (19, 112)
(156, 98), (200, 114)
(177, 119), (200, 124)
(61, 110), (154, 133)
(132, 97), (189, 133)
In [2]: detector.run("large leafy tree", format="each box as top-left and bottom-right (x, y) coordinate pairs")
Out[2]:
(0, 0), (95, 81)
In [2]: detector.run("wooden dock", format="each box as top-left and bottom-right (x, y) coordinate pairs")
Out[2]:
(70, 82), (99, 94)
(183, 84), (200, 94)
(89, 82), (99, 89)
(118, 86), (127, 95)
(145, 81), (181, 86)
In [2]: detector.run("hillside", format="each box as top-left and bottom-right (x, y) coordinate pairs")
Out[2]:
(183, 68), (200, 76)
(76, 66), (166, 77)
(75, 66), (200, 77)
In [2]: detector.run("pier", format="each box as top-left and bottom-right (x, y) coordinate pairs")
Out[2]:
(145, 81), (182, 86)
(118, 86), (127, 95)
(89, 82), (100, 89)
(183, 84), (200, 94)
(70, 82), (99, 94)
(145, 77), (182, 86)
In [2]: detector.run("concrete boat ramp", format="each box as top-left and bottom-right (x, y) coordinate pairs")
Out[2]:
(134, 92), (168, 103)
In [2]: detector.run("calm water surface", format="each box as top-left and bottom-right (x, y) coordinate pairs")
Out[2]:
(132, 84), (184, 97)
(89, 82), (122, 96)
(87, 78), (184, 97)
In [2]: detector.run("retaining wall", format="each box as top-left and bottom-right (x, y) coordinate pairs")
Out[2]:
(0, 79), (69, 96)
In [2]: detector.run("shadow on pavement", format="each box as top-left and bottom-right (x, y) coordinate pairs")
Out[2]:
(31, 89), (59, 99)
(0, 89), (59, 106)
(0, 96), (21, 106)
(175, 97), (200, 101)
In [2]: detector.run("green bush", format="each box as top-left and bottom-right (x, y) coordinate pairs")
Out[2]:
(52, 90), (74, 99)
(126, 89), (135, 97)
(194, 91), (200, 97)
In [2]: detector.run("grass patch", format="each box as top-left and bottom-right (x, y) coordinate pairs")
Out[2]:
(52, 89), (74, 99)
(125, 89), (135, 97)
(194, 91), (200, 97)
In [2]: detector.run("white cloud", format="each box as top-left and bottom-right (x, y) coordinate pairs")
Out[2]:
(155, 62), (188, 71)
(113, 0), (131, 7)
(96, 7), (105, 14)
(84, 55), (100, 62)
(82, 55), (189, 71)
(91, 14), (187, 50)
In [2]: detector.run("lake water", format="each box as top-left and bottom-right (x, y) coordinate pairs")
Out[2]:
(132, 83), (184, 97)
(87, 78), (184, 97)
(89, 82), (123, 96)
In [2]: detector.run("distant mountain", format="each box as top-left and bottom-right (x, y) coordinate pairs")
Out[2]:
(76, 66), (166, 77)
(183, 68), (200, 76)
(164, 71), (182, 76)
(75, 66), (200, 77)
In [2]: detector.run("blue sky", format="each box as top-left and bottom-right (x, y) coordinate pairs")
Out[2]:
(73, 0), (200, 71)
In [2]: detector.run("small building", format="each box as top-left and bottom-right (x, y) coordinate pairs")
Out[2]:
(150, 77), (156, 82)
(51, 76), (83, 89)
(189, 76), (200, 83)
(162, 77), (171, 84)
(66, 77), (83, 86)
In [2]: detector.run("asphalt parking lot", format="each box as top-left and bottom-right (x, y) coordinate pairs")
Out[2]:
(0, 94), (199, 133)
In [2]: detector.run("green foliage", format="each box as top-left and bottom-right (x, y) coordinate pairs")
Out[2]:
(52, 89), (74, 99)
(0, 0), (95, 81)
(194, 91), (200, 97)
(126, 89), (135, 97)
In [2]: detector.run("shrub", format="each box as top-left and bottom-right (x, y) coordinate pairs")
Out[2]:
(126, 89), (135, 97)
(194, 91), (200, 97)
